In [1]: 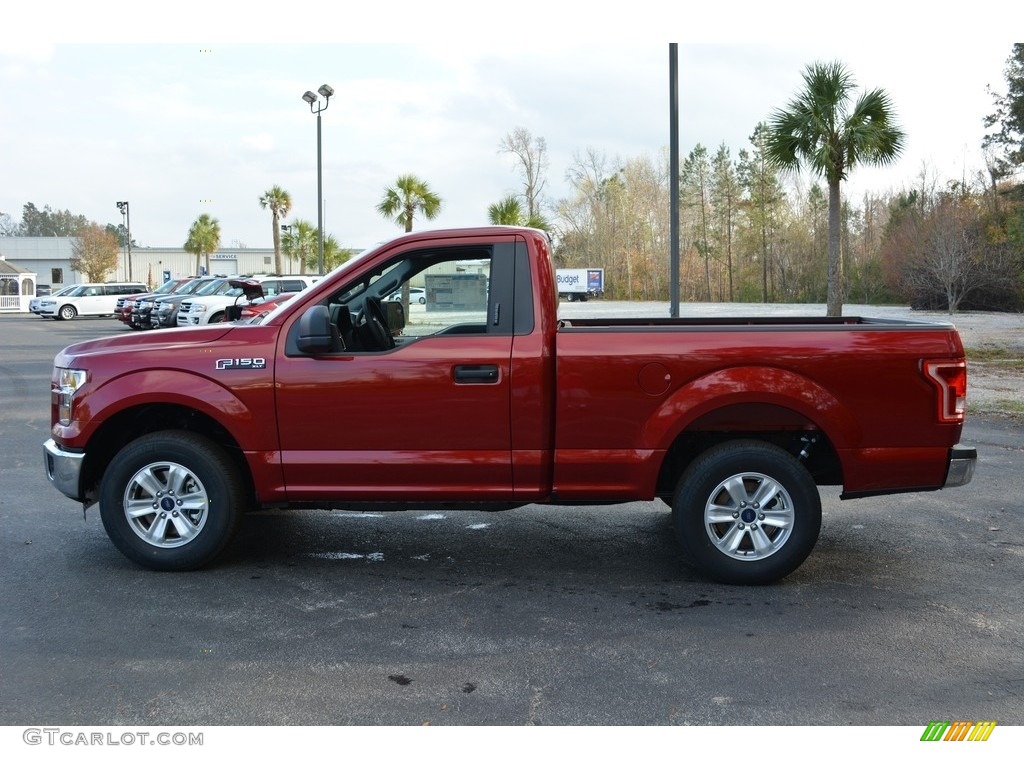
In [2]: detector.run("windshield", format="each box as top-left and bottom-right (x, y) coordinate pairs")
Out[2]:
(194, 278), (231, 296)
(173, 279), (206, 294)
(252, 246), (378, 326)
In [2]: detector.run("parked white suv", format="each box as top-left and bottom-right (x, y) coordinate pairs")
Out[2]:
(30, 284), (78, 315)
(176, 275), (318, 326)
(39, 281), (149, 320)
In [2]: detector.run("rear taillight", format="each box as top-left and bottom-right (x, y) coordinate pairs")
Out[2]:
(923, 360), (967, 423)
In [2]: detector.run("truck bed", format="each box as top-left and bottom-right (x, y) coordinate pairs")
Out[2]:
(552, 314), (966, 499)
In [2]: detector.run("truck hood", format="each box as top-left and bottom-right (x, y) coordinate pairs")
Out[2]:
(55, 325), (235, 367)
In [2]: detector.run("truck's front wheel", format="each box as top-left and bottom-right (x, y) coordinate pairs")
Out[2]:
(672, 440), (821, 585)
(99, 431), (245, 570)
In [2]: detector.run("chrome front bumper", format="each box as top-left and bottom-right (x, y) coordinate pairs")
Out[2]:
(944, 445), (977, 488)
(44, 439), (85, 501)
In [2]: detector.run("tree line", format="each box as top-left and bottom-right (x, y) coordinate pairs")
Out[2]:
(550, 48), (1024, 313)
(4, 46), (1022, 311)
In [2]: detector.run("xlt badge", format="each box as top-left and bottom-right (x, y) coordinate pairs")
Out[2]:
(216, 357), (266, 370)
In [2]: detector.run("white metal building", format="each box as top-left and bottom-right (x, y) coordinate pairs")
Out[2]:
(0, 237), (287, 295)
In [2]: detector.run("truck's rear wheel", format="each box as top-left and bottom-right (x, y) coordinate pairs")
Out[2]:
(99, 430), (244, 570)
(671, 440), (821, 585)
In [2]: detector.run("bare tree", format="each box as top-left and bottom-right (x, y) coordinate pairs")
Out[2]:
(884, 194), (1012, 312)
(499, 127), (548, 219)
(70, 224), (119, 282)
(0, 212), (17, 236)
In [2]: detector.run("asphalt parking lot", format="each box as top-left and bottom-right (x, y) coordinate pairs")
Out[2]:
(1, 313), (1022, 727)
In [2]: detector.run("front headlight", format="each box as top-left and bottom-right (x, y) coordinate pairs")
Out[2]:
(192, 303), (207, 313)
(57, 368), (87, 426)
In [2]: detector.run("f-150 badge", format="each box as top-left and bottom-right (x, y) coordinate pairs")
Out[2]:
(216, 357), (266, 370)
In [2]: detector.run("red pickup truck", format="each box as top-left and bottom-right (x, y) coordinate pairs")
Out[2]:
(44, 226), (976, 584)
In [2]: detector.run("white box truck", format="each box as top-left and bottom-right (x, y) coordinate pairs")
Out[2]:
(556, 268), (605, 302)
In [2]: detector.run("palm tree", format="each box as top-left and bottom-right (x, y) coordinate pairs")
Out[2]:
(183, 214), (221, 276)
(281, 219), (317, 275)
(283, 221), (353, 273)
(376, 174), (442, 233)
(259, 185), (292, 274)
(487, 194), (550, 231)
(765, 61), (905, 316)
(317, 234), (356, 272)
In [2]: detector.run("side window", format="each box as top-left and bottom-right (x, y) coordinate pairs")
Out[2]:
(286, 241), (523, 357)
(388, 252), (492, 340)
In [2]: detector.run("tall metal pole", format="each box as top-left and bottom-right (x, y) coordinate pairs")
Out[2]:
(119, 210), (127, 280)
(304, 84), (333, 276)
(669, 43), (680, 318)
(126, 203), (132, 282)
(117, 201), (132, 282)
(316, 111), (324, 276)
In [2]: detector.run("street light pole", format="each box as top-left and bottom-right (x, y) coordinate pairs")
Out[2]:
(116, 201), (132, 281)
(302, 84), (333, 276)
(280, 224), (292, 273)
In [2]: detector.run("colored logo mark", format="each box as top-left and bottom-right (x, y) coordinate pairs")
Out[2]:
(920, 720), (997, 742)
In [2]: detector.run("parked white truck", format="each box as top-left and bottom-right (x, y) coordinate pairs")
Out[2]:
(176, 275), (317, 326)
(556, 268), (604, 302)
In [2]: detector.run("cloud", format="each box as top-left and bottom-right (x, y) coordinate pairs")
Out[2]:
(241, 133), (275, 153)
(0, 41), (55, 81)
(0, 42), (55, 64)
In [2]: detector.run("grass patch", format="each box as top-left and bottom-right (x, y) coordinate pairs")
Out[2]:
(971, 397), (1024, 415)
(992, 398), (1024, 413)
(965, 346), (1024, 369)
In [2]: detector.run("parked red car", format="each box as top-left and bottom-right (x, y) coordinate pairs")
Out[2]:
(236, 291), (298, 323)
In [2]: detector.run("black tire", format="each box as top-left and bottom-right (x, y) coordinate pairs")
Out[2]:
(671, 440), (821, 585)
(99, 430), (245, 570)
(58, 304), (77, 320)
(209, 311), (224, 324)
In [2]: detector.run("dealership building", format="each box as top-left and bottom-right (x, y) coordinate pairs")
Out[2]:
(0, 236), (285, 312)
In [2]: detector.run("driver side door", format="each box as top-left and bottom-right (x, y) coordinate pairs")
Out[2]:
(274, 234), (518, 503)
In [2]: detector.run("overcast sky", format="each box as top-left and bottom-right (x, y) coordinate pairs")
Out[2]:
(2, 3), (1022, 252)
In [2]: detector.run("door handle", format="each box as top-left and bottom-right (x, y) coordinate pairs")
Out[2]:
(453, 364), (500, 384)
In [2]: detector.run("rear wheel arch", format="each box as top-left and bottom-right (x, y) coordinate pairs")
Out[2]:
(643, 367), (857, 452)
(654, 403), (843, 503)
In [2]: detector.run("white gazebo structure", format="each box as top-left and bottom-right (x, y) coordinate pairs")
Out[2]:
(0, 259), (38, 313)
